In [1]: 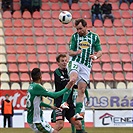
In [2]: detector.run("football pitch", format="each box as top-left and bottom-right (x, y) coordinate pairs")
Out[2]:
(0, 127), (133, 133)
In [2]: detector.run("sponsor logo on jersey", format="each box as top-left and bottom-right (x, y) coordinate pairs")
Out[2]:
(79, 41), (90, 49)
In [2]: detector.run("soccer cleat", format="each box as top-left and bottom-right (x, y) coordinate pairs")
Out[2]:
(60, 102), (69, 109)
(73, 113), (83, 120)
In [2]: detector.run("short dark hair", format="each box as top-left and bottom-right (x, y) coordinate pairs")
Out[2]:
(56, 54), (67, 62)
(75, 18), (87, 27)
(31, 68), (41, 81)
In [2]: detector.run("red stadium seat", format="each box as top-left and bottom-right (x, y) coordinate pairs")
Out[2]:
(123, 19), (132, 28)
(113, 19), (123, 27)
(104, 19), (113, 27)
(5, 37), (15, 45)
(65, 28), (74, 36)
(35, 28), (44, 36)
(81, 3), (90, 10)
(112, 63), (123, 72)
(23, 19), (32, 28)
(61, 3), (70, 10)
(48, 54), (56, 63)
(7, 54), (17, 63)
(112, 3), (119, 10)
(114, 72), (125, 81)
(101, 54), (111, 63)
(72, 12), (81, 19)
(113, 11), (121, 19)
(16, 45), (26, 54)
(94, 20), (103, 28)
(105, 28), (115, 36)
(20, 73), (30, 82)
(120, 3), (129, 10)
(18, 63), (29, 72)
(6, 45), (16, 54)
(50, 63), (58, 72)
(57, 45), (67, 54)
(29, 63), (39, 71)
(32, 11), (41, 19)
(125, 28), (133, 36)
(43, 19), (53, 28)
(42, 11), (51, 19)
(110, 54), (121, 63)
(24, 28), (33, 36)
(22, 11), (32, 19)
(56, 37), (67, 45)
(5, 28), (14, 36)
(8, 64), (18, 72)
(51, 3), (60, 10)
(100, 37), (106, 45)
(121, 54), (131, 63)
(37, 45), (47, 54)
(53, 20), (62, 28)
(109, 45), (118, 53)
(102, 63), (112, 72)
(28, 54), (37, 63)
(14, 19), (23, 28)
(42, 73), (51, 82)
(14, 28), (23, 36)
(10, 73), (20, 82)
(15, 37), (25, 45)
(71, 3), (80, 10)
(26, 45), (36, 54)
(3, 11), (12, 19)
(123, 63), (133, 72)
(44, 28), (54, 36)
(51, 11), (59, 19)
(40, 64), (50, 72)
(41, 3), (50, 11)
(93, 72), (104, 81)
(38, 54), (48, 63)
(55, 28), (64, 36)
(129, 3), (133, 10)
(4, 19), (12, 28)
(34, 19), (43, 28)
(47, 45), (57, 54)
(13, 11), (22, 19)
(102, 45), (108, 54)
(125, 72), (133, 81)
(25, 37), (34, 45)
(117, 36), (127, 45)
(119, 45), (129, 54)
(36, 37), (45, 45)
(115, 28), (125, 36)
(17, 54), (27, 63)
(81, 12), (91, 19)
(121, 11), (131, 19)
(92, 63), (102, 72)
(45, 37), (55, 45)
(104, 72), (114, 81)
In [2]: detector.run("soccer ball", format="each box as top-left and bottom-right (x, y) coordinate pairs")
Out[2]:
(59, 11), (72, 24)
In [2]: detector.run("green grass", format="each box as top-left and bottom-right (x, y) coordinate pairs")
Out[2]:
(0, 127), (133, 133)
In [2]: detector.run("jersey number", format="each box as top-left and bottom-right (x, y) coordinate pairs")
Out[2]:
(26, 92), (31, 108)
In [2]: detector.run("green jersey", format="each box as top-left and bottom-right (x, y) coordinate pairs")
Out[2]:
(69, 31), (102, 68)
(26, 82), (68, 124)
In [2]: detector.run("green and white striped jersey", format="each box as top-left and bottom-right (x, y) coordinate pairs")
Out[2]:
(69, 31), (102, 68)
(26, 82), (68, 124)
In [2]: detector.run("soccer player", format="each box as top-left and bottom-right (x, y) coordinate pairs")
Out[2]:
(53, 54), (84, 133)
(26, 68), (74, 133)
(63, 18), (102, 120)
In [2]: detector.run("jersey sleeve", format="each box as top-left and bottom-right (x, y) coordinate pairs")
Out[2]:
(34, 84), (68, 99)
(69, 34), (77, 51)
(94, 35), (102, 52)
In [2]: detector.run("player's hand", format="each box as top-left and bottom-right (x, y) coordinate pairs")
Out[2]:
(86, 100), (90, 106)
(76, 50), (82, 55)
(65, 80), (75, 89)
(51, 106), (58, 110)
(89, 54), (97, 60)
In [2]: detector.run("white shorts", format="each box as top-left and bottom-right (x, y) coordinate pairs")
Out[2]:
(81, 101), (85, 113)
(67, 61), (91, 84)
(29, 121), (54, 133)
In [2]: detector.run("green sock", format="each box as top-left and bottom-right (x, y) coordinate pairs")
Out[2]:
(75, 102), (83, 114)
(62, 89), (72, 103)
(71, 124), (75, 133)
(76, 129), (83, 133)
(81, 119), (85, 130)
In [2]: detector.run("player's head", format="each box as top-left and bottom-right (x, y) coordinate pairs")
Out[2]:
(31, 68), (42, 82)
(75, 18), (87, 36)
(56, 54), (68, 70)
